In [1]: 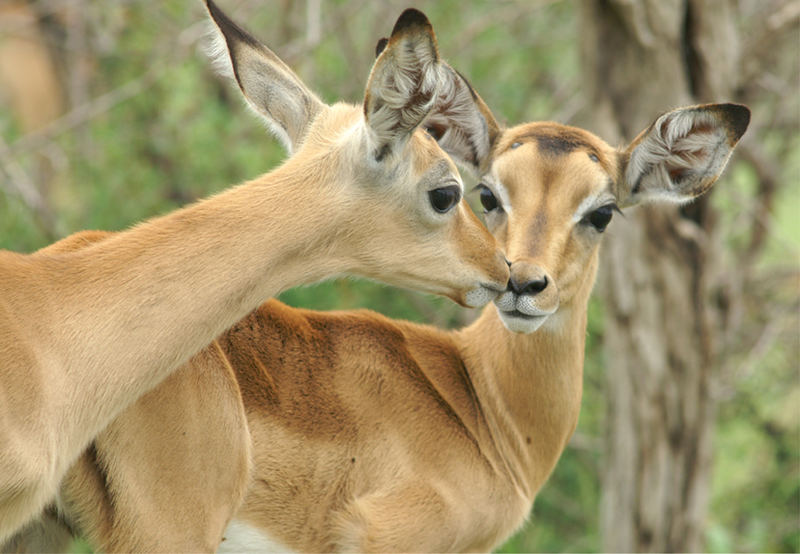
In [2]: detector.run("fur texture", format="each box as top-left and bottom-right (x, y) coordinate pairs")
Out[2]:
(8, 100), (747, 552)
(0, 2), (511, 543)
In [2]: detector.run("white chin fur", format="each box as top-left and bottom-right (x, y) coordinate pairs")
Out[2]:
(497, 311), (549, 333)
(494, 290), (516, 311)
(464, 286), (499, 308)
(493, 291), (557, 333)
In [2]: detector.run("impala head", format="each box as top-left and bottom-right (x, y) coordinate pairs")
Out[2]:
(469, 103), (749, 333)
(205, 2), (508, 306)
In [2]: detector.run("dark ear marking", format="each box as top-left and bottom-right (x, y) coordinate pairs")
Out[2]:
(206, 0), (262, 62)
(717, 103), (750, 143)
(453, 69), (479, 101)
(621, 103), (750, 206)
(425, 123), (446, 141)
(205, 0), (324, 153)
(631, 175), (643, 195)
(391, 8), (433, 36)
(375, 37), (388, 58)
(363, 8), (440, 161)
(375, 143), (392, 162)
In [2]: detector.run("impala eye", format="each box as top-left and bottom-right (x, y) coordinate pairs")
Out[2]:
(428, 185), (461, 213)
(582, 204), (616, 232)
(478, 185), (500, 213)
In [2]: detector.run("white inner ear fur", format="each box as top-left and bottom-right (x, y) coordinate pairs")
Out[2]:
(626, 109), (728, 204)
(366, 40), (442, 154)
(204, 23), (235, 80)
(204, 22), (296, 153)
(421, 67), (492, 171)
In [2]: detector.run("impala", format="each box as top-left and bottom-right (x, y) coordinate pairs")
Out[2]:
(0, 2), (511, 543)
(8, 74), (749, 554)
(221, 103), (749, 554)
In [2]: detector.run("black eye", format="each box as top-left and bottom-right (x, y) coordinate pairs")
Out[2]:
(478, 185), (499, 212)
(583, 205), (616, 232)
(428, 185), (461, 213)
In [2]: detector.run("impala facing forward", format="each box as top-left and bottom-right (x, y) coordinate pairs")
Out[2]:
(8, 29), (748, 551)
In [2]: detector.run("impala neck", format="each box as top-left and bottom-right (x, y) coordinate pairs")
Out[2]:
(455, 258), (597, 500)
(38, 152), (351, 466)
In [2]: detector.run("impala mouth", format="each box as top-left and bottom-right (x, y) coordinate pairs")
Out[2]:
(496, 308), (551, 333)
(493, 291), (557, 333)
(502, 309), (543, 321)
(464, 283), (505, 308)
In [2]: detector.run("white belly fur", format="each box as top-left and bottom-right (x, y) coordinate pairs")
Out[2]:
(218, 520), (295, 553)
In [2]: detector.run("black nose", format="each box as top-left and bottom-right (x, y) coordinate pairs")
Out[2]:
(510, 275), (548, 295)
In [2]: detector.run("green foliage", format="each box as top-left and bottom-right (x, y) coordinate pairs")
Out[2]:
(708, 334), (800, 553)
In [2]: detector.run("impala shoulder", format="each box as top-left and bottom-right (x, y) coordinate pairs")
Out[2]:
(35, 230), (113, 255)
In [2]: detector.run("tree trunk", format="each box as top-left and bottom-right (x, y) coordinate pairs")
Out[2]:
(0, 0), (66, 238)
(577, 1), (739, 551)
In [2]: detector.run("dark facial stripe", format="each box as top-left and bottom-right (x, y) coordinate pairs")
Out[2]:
(504, 125), (604, 162)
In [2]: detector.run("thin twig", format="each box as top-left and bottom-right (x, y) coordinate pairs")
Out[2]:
(6, 65), (163, 157)
(0, 134), (58, 239)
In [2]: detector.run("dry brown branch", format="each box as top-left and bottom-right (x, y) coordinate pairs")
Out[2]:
(767, 0), (800, 31)
(5, 66), (162, 157)
(738, 0), (800, 92)
(5, 11), (212, 159)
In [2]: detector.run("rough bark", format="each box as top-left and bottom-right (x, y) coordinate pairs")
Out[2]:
(577, 1), (739, 551)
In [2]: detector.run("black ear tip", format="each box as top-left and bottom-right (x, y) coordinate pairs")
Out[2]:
(391, 8), (432, 37)
(204, 0), (263, 53)
(205, 0), (234, 31)
(375, 37), (388, 58)
(724, 103), (751, 142)
(205, 0), (223, 21)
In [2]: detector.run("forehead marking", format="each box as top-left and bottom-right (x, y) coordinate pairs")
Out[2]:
(502, 125), (611, 172)
(510, 131), (600, 158)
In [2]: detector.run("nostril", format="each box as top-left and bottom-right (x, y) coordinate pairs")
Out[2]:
(505, 258), (512, 268)
(519, 276), (548, 295)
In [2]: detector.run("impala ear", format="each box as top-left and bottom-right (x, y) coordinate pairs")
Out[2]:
(421, 63), (502, 174)
(375, 37), (388, 58)
(619, 103), (750, 207)
(363, 9), (441, 162)
(205, 0), (325, 154)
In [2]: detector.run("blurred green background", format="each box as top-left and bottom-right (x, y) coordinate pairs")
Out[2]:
(0, 1), (796, 552)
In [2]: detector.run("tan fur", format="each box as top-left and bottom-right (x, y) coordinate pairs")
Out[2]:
(0, 4), (511, 543)
(7, 97), (747, 552)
